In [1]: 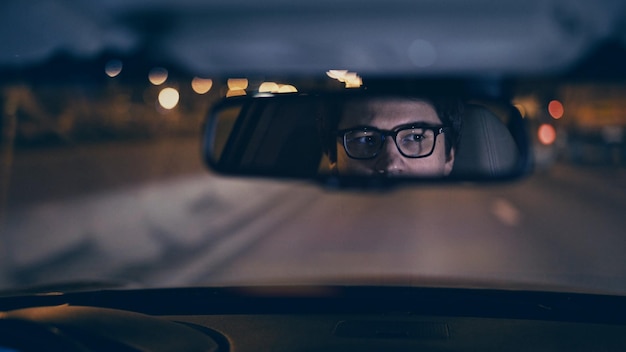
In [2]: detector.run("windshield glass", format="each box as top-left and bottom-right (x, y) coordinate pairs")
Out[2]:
(1, 1), (626, 296)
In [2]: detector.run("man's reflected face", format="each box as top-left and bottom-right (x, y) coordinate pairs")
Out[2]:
(334, 98), (454, 177)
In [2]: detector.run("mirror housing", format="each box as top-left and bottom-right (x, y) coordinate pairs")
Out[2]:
(203, 90), (533, 188)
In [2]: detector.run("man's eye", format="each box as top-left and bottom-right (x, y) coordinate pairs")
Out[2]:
(353, 135), (376, 145)
(402, 133), (425, 142)
(347, 131), (378, 145)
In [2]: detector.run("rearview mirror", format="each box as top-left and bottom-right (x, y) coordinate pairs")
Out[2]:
(202, 91), (532, 187)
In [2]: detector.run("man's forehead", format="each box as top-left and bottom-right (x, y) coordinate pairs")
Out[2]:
(339, 98), (441, 129)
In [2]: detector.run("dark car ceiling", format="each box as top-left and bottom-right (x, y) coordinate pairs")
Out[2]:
(1, 0), (625, 76)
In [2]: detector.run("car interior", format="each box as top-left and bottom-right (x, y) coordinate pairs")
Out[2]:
(2, 1), (625, 351)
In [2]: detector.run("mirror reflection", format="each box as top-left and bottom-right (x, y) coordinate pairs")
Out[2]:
(326, 97), (460, 177)
(204, 93), (529, 182)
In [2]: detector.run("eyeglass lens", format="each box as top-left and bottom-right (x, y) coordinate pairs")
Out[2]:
(344, 127), (436, 159)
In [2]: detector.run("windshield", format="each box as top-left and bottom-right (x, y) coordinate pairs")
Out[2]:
(1, 1), (626, 296)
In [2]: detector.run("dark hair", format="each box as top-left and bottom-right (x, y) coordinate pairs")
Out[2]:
(432, 96), (464, 158)
(318, 95), (464, 163)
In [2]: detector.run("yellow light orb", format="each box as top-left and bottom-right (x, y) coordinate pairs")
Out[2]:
(158, 88), (180, 109)
(192, 77), (213, 94)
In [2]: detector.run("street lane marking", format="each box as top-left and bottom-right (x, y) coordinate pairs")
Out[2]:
(490, 198), (521, 227)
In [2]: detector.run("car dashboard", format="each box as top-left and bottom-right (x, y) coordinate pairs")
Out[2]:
(2, 286), (626, 351)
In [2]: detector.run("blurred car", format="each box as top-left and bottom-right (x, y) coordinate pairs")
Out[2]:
(1, 0), (626, 351)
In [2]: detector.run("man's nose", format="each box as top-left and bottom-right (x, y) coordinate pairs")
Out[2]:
(374, 136), (404, 175)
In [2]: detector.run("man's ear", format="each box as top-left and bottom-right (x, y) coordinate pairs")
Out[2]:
(444, 148), (455, 175)
(329, 160), (338, 175)
(317, 153), (338, 174)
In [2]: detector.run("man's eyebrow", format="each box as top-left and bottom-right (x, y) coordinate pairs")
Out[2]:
(336, 125), (379, 132)
(392, 122), (444, 130)
(338, 122), (443, 132)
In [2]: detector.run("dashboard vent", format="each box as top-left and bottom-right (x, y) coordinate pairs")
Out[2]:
(333, 320), (449, 340)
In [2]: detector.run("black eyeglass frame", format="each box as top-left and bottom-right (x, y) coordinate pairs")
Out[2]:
(336, 124), (448, 160)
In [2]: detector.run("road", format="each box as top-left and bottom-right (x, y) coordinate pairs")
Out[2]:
(2, 138), (626, 295)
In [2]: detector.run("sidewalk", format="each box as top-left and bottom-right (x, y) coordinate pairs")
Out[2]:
(2, 173), (306, 288)
(7, 136), (206, 207)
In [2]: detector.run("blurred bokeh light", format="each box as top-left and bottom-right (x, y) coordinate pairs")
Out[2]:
(259, 82), (280, 93)
(548, 100), (564, 119)
(407, 39), (437, 68)
(326, 70), (362, 88)
(538, 123), (556, 145)
(227, 79), (248, 90)
(227, 78), (248, 97)
(149, 67), (169, 85)
(258, 82), (297, 93)
(278, 85), (297, 93)
(105, 59), (123, 77)
(158, 87), (180, 109)
(191, 77), (213, 94)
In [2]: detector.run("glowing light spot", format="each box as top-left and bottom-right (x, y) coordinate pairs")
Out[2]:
(343, 73), (362, 88)
(158, 88), (179, 109)
(548, 100), (564, 119)
(149, 67), (168, 85)
(259, 82), (280, 93)
(326, 70), (362, 88)
(105, 60), (123, 77)
(538, 124), (556, 145)
(192, 77), (213, 94)
(326, 70), (349, 80)
(227, 78), (248, 90)
(277, 85), (298, 93)
(226, 89), (246, 97)
(258, 82), (298, 94)
(408, 39), (437, 68)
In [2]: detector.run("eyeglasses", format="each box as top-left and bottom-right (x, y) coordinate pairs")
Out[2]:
(337, 124), (447, 160)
